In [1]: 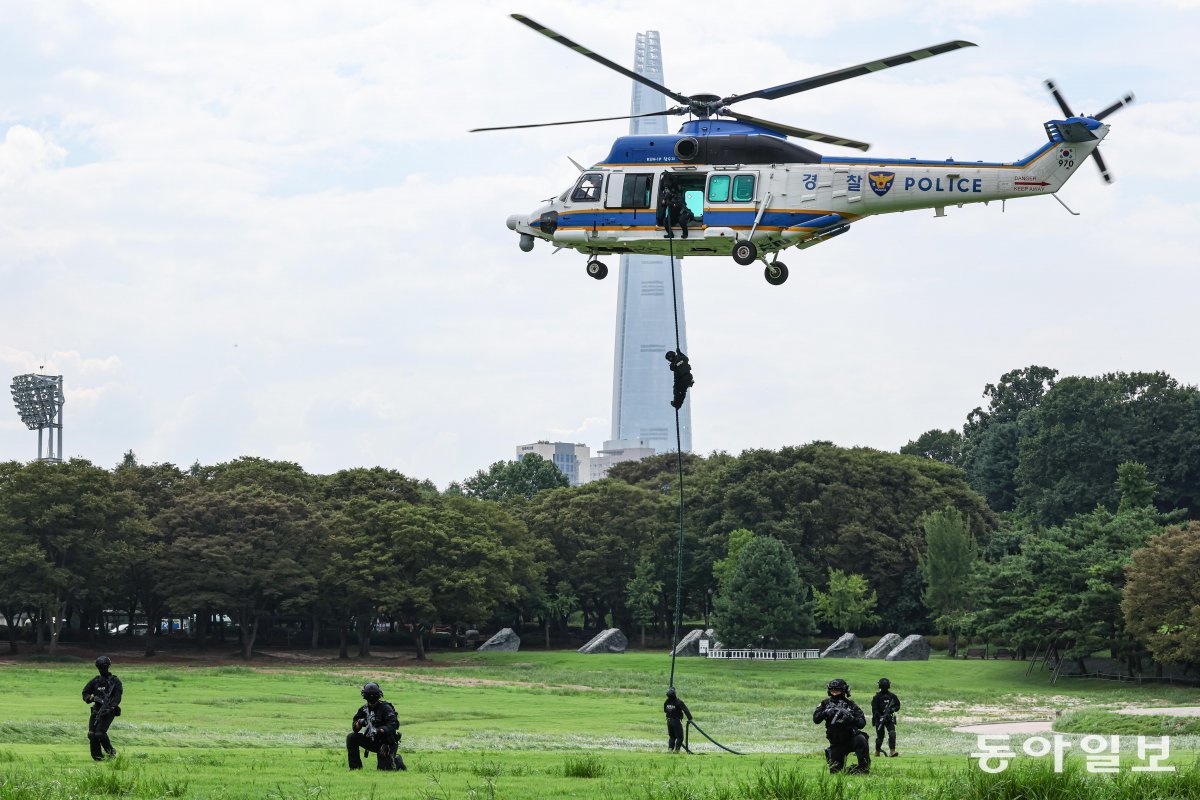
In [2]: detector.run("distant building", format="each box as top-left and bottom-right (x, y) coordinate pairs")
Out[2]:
(516, 441), (591, 486)
(591, 438), (656, 482)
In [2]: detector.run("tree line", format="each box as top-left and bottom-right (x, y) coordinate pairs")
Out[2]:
(1, 365), (1196, 670)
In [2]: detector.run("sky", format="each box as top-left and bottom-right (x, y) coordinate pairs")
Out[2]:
(1, 1), (1198, 489)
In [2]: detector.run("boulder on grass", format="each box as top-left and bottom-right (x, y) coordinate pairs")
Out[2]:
(578, 628), (627, 654)
(821, 632), (862, 659)
(477, 627), (520, 652)
(885, 634), (930, 661)
(863, 633), (902, 660)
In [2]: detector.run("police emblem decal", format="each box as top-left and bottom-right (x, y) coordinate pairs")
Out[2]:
(868, 171), (896, 197)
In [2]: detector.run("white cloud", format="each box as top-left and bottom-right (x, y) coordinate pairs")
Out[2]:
(0, 1), (1197, 484)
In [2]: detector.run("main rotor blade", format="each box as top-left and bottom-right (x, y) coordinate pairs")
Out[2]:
(510, 14), (692, 106)
(470, 108), (684, 133)
(724, 40), (976, 105)
(1044, 79), (1075, 118)
(723, 110), (871, 151)
(1090, 147), (1113, 183)
(1094, 92), (1135, 121)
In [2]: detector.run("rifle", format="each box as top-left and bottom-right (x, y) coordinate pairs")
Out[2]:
(825, 700), (853, 728)
(875, 697), (897, 734)
(361, 706), (379, 740)
(91, 681), (117, 716)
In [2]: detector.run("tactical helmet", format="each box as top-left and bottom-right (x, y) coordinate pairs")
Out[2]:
(666, 687), (677, 698)
(95, 655), (112, 670)
(827, 678), (850, 696)
(878, 678), (891, 690)
(665, 351), (677, 362)
(361, 682), (383, 701)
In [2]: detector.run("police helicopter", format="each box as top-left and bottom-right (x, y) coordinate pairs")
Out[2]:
(473, 14), (1134, 286)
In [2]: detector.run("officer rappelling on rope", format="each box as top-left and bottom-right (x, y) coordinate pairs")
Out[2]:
(665, 350), (694, 410)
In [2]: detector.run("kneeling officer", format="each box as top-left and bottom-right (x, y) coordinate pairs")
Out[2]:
(813, 678), (870, 775)
(347, 682), (405, 771)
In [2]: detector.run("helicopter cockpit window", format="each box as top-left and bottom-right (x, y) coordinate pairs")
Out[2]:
(732, 175), (756, 202)
(571, 173), (604, 203)
(707, 175), (731, 203)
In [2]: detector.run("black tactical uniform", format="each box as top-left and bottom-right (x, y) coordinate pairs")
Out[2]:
(663, 687), (693, 753)
(871, 678), (901, 757)
(813, 678), (870, 775)
(347, 682), (405, 771)
(660, 177), (692, 239)
(82, 655), (122, 760)
(665, 351), (694, 409)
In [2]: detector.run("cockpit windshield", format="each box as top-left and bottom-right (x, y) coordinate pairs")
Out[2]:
(571, 173), (604, 203)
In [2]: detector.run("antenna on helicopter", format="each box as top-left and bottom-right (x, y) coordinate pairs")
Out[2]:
(1044, 80), (1135, 183)
(471, 13), (976, 152)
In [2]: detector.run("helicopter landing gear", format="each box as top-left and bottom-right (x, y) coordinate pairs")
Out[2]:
(586, 259), (609, 280)
(764, 261), (789, 286)
(732, 240), (758, 266)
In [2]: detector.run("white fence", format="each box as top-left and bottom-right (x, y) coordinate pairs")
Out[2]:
(706, 648), (821, 660)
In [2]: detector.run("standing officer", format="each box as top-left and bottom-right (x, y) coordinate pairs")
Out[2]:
(81, 655), (122, 760)
(871, 677), (901, 757)
(347, 682), (406, 771)
(663, 687), (693, 753)
(812, 678), (870, 775)
(665, 351), (694, 410)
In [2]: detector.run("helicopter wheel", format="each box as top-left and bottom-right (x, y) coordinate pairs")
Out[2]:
(764, 262), (789, 286)
(586, 260), (609, 280)
(732, 240), (758, 266)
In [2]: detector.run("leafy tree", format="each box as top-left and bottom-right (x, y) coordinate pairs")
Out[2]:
(0, 460), (137, 653)
(961, 366), (1058, 512)
(711, 528), (755, 593)
(625, 558), (664, 648)
(155, 488), (322, 659)
(539, 581), (578, 649)
(901, 429), (965, 466)
(330, 495), (544, 659)
(1116, 461), (1157, 512)
(685, 443), (995, 633)
(607, 452), (703, 490)
(813, 568), (880, 633)
(712, 536), (815, 648)
(1016, 372), (1200, 525)
(1122, 521), (1200, 665)
(318, 467), (424, 506)
(969, 505), (1166, 670)
(521, 480), (673, 630)
(197, 457), (317, 499)
(919, 509), (977, 656)
(461, 453), (568, 502)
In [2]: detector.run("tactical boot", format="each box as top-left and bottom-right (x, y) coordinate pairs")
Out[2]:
(875, 749), (883, 757)
(889, 750), (899, 758)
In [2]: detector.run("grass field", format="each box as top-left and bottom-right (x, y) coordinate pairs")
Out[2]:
(0, 648), (1197, 798)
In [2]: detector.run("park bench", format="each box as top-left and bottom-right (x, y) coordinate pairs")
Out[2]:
(994, 648), (1017, 660)
(964, 647), (987, 659)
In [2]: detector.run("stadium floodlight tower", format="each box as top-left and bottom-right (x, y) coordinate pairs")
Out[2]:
(10, 374), (64, 462)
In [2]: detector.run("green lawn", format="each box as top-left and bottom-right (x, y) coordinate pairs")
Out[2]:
(0, 649), (1196, 799)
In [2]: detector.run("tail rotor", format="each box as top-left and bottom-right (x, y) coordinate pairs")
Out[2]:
(1044, 79), (1135, 184)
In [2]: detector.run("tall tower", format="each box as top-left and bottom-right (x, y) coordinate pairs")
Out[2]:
(606, 31), (692, 456)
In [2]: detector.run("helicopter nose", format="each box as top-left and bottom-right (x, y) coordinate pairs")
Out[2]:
(506, 214), (524, 231)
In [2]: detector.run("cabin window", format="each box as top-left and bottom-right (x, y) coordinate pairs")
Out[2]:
(621, 174), (654, 209)
(571, 173), (604, 203)
(732, 174), (756, 202)
(707, 175), (731, 203)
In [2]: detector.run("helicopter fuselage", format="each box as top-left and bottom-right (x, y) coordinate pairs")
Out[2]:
(507, 118), (1108, 279)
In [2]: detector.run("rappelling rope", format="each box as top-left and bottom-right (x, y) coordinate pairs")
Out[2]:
(667, 232), (686, 690)
(664, 230), (741, 756)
